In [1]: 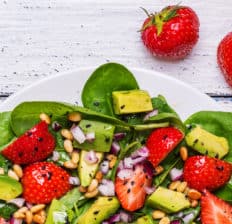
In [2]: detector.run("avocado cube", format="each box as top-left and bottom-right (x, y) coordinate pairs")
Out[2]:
(112, 90), (153, 114)
(77, 197), (120, 224)
(75, 119), (115, 152)
(0, 175), (22, 200)
(185, 125), (229, 159)
(78, 150), (103, 187)
(136, 215), (153, 224)
(147, 187), (190, 213)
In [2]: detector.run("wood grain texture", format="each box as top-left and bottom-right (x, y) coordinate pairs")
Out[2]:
(0, 0), (232, 106)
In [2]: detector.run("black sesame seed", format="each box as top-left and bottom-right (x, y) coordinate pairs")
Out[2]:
(93, 211), (99, 215)
(86, 124), (91, 128)
(120, 105), (125, 109)
(127, 189), (131, 193)
(93, 101), (100, 106)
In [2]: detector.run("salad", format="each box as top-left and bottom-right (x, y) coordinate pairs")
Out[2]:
(0, 63), (231, 224)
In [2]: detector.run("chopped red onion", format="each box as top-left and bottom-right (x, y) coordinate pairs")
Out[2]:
(98, 179), (115, 196)
(69, 176), (80, 185)
(84, 150), (98, 164)
(26, 202), (33, 209)
(117, 169), (134, 180)
(113, 133), (126, 141)
(51, 151), (60, 162)
(107, 213), (121, 223)
(143, 109), (158, 121)
(117, 160), (124, 171)
(182, 213), (194, 223)
(71, 125), (86, 144)
(52, 121), (62, 132)
(131, 146), (149, 158)
(144, 186), (156, 195)
(100, 160), (110, 174)
(170, 168), (183, 181)
(8, 198), (25, 207)
(120, 211), (133, 222)
(85, 132), (95, 143)
(123, 157), (133, 169)
(131, 156), (146, 165)
(171, 220), (182, 224)
(10, 218), (23, 224)
(110, 141), (121, 155)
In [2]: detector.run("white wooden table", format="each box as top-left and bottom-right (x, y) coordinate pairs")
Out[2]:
(0, 0), (232, 109)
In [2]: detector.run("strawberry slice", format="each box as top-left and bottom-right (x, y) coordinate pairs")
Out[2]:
(1, 121), (55, 165)
(115, 162), (153, 212)
(183, 155), (232, 192)
(22, 162), (71, 204)
(146, 127), (184, 167)
(201, 190), (232, 224)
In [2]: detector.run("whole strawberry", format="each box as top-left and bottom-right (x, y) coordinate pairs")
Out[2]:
(141, 5), (199, 59)
(1, 121), (55, 165)
(217, 32), (232, 87)
(22, 162), (71, 204)
(146, 127), (184, 167)
(183, 155), (232, 192)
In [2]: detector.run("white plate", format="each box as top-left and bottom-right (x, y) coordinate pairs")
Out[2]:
(0, 67), (221, 120)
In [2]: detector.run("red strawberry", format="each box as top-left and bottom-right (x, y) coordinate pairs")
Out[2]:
(1, 121), (55, 164)
(217, 32), (232, 87)
(141, 5), (199, 59)
(183, 155), (232, 192)
(115, 163), (152, 211)
(21, 162), (71, 204)
(146, 127), (184, 167)
(201, 190), (232, 224)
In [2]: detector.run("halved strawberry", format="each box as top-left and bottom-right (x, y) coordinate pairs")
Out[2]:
(1, 121), (55, 164)
(146, 127), (184, 167)
(115, 162), (153, 212)
(22, 162), (71, 204)
(183, 155), (232, 192)
(201, 190), (232, 224)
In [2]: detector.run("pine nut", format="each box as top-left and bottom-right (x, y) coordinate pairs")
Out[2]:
(191, 199), (199, 207)
(159, 217), (170, 224)
(177, 181), (188, 193)
(95, 171), (103, 182)
(88, 179), (98, 192)
(188, 189), (202, 200)
(39, 113), (51, 124)
(154, 165), (164, 175)
(84, 188), (99, 198)
(0, 167), (4, 175)
(169, 181), (181, 191)
(13, 164), (23, 178)
(180, 146), (188, 161)
(64, 139), (73, 153)
(30, 204), (45, 214)
(33, 214), (46, 224)
(8, 169), (19, 181)
(106, 154), (116, 161)
(109, 157), (117, 168)
(71, 151), (79, 164)
(61, 129), (73, 140)
(63, 160), (77, 169)
(79, 186), (87, 193)
(152, 210), (165, 219)
(25, 210), (33, 224)
(37, 210), (46, 218)
(184, 187), (190, 195)
(17, 207), (28, 214)
(13, 211), (25, 219)
(68, 112), (82, 122)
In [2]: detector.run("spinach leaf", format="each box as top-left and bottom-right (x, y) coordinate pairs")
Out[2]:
(10, 101), (131, 136)
(81, 63), (139, 116)
(59, 188), (81, 209)
(185, 111), (232, 162)
(215, 176), (232, 203)
(0, 112), (15, 147)
(0, 154), (12, 172)
(0, 201), (18, 219)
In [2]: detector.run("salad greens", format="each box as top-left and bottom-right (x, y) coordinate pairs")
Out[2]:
(0, 62), (231, 224)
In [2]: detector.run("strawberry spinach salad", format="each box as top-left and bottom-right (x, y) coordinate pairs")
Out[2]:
(0, 63), (231, 224)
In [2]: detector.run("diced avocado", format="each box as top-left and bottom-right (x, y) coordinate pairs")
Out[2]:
(45, 199), (67, 224)
(0, 175), (22, 200)
(78, 150), (103, 187)
(185, 125), (229, 159)
(77, 197), (120, 224)
(147, 187), (190, 213)
(136, 215), (153, 224)
(112, 90), (153, 114)
(75, 120), (115, 152)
